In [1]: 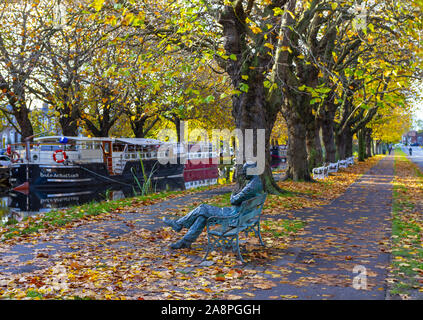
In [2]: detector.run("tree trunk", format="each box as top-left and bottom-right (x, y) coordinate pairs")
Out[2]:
(306, 120), (323, 169)
(56, 88), (80, 136)
(371, 139), (376, 156)
(283, 110), (310, 181)
(260, 114), (284, 193)
(336, 125), (353, 160)
(132, 116), (160, 138)
(133, 118), (147, 138)
(231, 85), (284, 194)
(358, 129), (365, 161)
(172, 117), (182, 143)
(60, 117), (79, 136)
(345, 128), (353, 158)
(365, 128), (372, 158)
(321, 117), (336, 163)
(13, 103), (33, 139)
(336, 131), (346, 160)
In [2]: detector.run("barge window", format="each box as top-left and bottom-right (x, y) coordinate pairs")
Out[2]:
(40, 145), (63, 151)
(78, 142), (102, 150)
(113, 144), (124, 152)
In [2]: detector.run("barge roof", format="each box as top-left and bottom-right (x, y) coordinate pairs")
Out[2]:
(34, 136), (165, 145)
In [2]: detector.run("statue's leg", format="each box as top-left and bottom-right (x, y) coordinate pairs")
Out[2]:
(170, 215), (209, 249)
(176, 204), (216, 229)
(181, 215), (207, 243)
(170, 206), (232, 249)
(163, 204), (208, 232)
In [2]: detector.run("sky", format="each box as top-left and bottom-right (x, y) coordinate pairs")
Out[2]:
(415, 105), (423, 122)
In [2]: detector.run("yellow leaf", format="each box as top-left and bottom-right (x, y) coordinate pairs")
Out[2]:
(92, 0), (105, 11)
(250, 26), (262, 34)
(264, 43), (274, 50)
(281, 46), (292, 53)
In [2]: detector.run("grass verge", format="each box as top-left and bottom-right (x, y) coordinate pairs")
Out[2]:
(389, 149), (423, 298)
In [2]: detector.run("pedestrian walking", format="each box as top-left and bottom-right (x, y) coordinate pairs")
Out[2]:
(409, 147), (412, 156)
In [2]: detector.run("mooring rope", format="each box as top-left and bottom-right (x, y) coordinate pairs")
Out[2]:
(78, 165), (134, 187)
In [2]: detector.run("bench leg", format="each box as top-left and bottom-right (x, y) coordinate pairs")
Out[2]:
(234, 235), (245, 263)
(257, 222), (265, 246)
(202, 233), (212, 262)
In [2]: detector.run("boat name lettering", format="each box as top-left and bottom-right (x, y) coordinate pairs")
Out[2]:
(40, 172), (79, 178)
(40, 197), (80, 204)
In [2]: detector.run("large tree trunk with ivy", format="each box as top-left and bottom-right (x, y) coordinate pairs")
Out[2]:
(230, 79), (283, 194)
(218, 2), (285, 195)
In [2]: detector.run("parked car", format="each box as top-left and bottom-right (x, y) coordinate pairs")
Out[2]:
(410, 143), (419, 146)
(0, 155), (11, 167)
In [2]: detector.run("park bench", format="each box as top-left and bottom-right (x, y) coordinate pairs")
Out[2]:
(202, 193), (267, 263)
(338, 159), (348, 168)
(312, 166), (329, 179)
(327, 162), (339, 173)
(347, 156), (355, 166)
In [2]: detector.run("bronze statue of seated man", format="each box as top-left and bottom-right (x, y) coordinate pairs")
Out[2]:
(163, 162), (264, 249)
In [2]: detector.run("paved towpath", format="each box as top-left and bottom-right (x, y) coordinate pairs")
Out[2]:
(0, 156), (395, 299)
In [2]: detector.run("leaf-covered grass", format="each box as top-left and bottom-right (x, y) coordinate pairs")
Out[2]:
(389, 149), (423, 297)
(262, 219), (305, 238)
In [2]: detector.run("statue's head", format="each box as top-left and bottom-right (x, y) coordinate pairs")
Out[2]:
(242, 161), (258, 180)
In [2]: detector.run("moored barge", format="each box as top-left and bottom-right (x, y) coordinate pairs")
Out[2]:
(8, 136), (219, 192)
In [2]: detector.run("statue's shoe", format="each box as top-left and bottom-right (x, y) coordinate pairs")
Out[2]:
(162, 217), (182, 232)
(170, 239), (192, 249)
